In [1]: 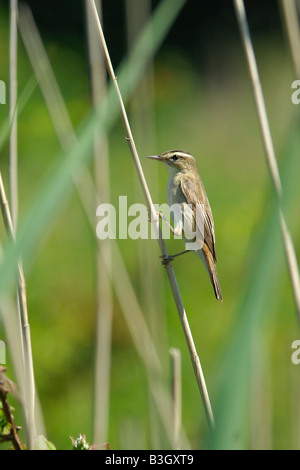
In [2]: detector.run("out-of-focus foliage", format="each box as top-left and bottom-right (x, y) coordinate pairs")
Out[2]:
(0, 2), (299, 450)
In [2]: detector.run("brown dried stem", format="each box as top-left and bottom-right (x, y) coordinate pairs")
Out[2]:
(0, 367), (24, 450)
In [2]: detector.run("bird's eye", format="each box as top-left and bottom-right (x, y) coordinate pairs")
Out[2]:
(170, 155), (179, 161)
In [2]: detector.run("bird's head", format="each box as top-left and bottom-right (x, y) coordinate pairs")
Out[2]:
(147, 150), (198, 175)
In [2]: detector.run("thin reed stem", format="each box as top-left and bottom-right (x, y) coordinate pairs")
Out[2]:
(9, 0), (18, 227)
(169, 348), (182, 449)
(9, 0), (24, 390)
(89, 0), (215, 431)
(279, 0), (300, 78)
(125, 0), (168, 448)
(0, 173), (36, 448)
(233, 0), (300, 323)
(85, 0), (113, 445)
(4, 1), (36, 449)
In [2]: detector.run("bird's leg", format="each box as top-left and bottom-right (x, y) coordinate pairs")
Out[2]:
(148, 210), (188, 265)
(169, 249), (192, 259)
(148, 210), (182, 236)
(160, 249), (192, 265)
(158, 212), (179, 235)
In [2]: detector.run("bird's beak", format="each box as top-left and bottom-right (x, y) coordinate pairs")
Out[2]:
(146, 155), (163, 162)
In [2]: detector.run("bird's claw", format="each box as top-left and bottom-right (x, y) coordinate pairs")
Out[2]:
(159, 254), (174, 265)
(148, 210), (162, 223)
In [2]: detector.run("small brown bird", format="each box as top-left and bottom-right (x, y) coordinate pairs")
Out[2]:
(147, 150), (222, 301)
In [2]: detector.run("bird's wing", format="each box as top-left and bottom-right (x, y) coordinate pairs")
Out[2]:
(181, 178), (217, 262)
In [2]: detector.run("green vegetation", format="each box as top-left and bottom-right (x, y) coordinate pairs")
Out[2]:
(0, 1), (299, 450)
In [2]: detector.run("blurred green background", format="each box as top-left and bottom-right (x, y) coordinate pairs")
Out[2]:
(0, 0), (300, 450)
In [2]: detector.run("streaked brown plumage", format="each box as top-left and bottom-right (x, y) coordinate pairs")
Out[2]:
(147, 150), (222, 301)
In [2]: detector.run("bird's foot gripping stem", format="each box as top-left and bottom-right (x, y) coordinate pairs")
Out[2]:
(159, 250), (191, 266)
(160, 254), (174, 266)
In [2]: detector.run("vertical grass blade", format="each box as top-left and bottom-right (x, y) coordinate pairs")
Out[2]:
(279, 0), (300, 78)
(233, 0), (300, 322)
(85, 0), (113, 446)
(0, 172), (36, 449)
(169, 348), (182, 449)
(125, 0), (168, 448)
(9, 0), (18, 226)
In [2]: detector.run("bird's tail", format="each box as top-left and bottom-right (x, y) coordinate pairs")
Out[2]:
(211, 270), (223, 302)
(199, 247), (223, 302)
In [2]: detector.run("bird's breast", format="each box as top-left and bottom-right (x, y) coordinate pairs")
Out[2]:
(167, 177), (186, 207)
(167, 178), (198, 244)
(167, 178), (176, 207)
